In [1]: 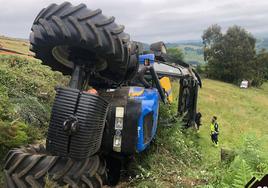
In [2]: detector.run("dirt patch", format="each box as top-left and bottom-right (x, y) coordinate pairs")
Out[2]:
(0, 48), (33, 58)
(0, 51), (18, 55)
(180, 177), (208, 187)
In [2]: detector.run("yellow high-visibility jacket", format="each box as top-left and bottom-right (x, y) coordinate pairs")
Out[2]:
(210, 122), (219, 134)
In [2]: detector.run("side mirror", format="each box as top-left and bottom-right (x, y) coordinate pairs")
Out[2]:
(150, 41), (167, 61)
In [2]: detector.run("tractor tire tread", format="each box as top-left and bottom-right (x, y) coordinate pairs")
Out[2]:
(4, 145), (107, 188)
(30, 2), (131, 81)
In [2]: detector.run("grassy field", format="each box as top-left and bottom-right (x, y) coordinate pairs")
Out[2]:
(198, 79), (268, 162)
(130, 79), (268, 187)
(0, 36), (31, 56)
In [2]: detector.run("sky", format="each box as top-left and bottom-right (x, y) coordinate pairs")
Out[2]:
(0, 0), (268, 43)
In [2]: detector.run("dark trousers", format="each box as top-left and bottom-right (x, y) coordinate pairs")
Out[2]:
(211, 133), (218, 144)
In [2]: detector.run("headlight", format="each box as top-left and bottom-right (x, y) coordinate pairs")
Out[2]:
(113, 135), (122, 152)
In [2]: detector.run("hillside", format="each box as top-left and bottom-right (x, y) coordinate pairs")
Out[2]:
(128, 79), (268, 187)
(198, 79), (268, 160)
(0, 36), (32, 56)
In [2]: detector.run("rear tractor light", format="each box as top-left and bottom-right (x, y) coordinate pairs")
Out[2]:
(113, 107), (124, 152)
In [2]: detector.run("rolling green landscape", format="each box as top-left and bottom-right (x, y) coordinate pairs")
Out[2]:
(166, 42), (205, 65)
(166, 37), (268, 66)
(0, 36), (267, 187)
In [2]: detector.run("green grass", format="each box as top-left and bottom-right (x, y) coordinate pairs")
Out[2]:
(131, 79), (268, 187)
(127, 113), (203, 187)
(198, 79), (268, 162)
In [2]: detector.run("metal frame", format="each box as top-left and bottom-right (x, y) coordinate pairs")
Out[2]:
(140, 58), (202, 126)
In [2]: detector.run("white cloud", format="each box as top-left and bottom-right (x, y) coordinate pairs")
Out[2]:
(0, 0), (267, 43)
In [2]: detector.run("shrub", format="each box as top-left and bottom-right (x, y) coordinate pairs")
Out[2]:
(0, 54), (68, 103)
(0, 85), (13, 120)
(221, 156), (253, 187)
(0, 120), (29, 150)
(0, 54), (67, 160)
(12, 96), (50, 127)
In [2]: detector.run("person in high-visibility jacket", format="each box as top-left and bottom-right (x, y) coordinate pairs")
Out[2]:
(210, 116), (219, 147)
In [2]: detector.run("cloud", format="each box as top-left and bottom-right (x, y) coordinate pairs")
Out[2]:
(0, 0), (267, 43)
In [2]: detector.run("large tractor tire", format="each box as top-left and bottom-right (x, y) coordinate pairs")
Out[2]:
(4, 145), (107, 188)
(30, 2), (137, 85)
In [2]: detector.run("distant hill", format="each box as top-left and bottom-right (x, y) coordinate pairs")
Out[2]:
(1, 34), (267, 65)
(166, 41), (205, 65)
(165, 37), (268, 65)
(140, 40), (205, 65)
(256, 37), (268, 51)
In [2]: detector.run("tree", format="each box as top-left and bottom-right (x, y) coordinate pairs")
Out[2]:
(222, 26), (256, 83)
(202, 24), (228, 80)
(195, 64), (207, 76)
(202, 24), (223, 62)
(253, 49), (268, 86)
(202, 25), (266, 86)
(166, 47), (184, 64)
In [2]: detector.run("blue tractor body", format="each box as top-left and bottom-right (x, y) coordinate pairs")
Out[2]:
(135, 54), (159, 152)
(99, 54), (164, 155)
(132, 87), (159, 152)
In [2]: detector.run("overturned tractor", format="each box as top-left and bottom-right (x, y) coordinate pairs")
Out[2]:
(4, 2), (201, 188)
